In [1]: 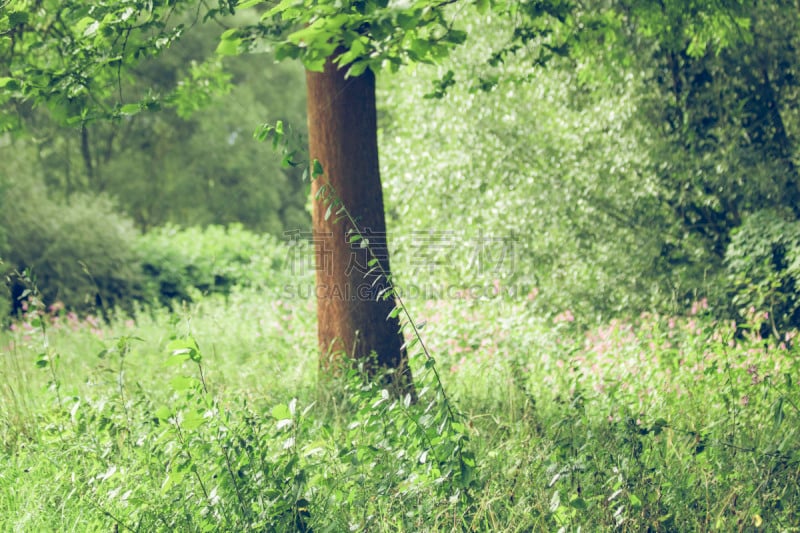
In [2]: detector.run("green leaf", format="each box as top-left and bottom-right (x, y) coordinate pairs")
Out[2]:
(549, 491), (561, 513)
(460, 458), (474, 486)
(444, 29), (468, 45)
(264, 0), (299, 18)
(347, 60), (369, 78)
(773, 397), (785, 430)
(8, 11), (28, 26)
(272, 119), (284, 149)
(272, 403), (292, 420)
(0, 77), (19, 91)
(120, 103), (140, 115)
(169, 375), (199, 392)
(164, 352), (190, 366)
(254, 122), (272, 142)
(216, 37), (243, 56)
(570, 495), (587, 509)
(629, 493), (642, 509)
(154, 406), (172, 421)
(83, 20), (100, 37)
(312, 159), (324, 178)
(167, 338), (200, 354)
(181, 409), (205, 430)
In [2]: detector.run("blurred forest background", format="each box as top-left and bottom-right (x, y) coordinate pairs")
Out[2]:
(2, 2), (800, 334)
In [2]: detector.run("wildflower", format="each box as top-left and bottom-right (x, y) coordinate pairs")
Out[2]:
(554, 309), (575, 324)
(690, 298), (709, 315)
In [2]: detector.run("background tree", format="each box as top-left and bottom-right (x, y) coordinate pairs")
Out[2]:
(1, 6), (308, 234)
(603, 0), (800, 328)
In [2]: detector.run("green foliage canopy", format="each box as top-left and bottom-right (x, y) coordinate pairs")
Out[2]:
(0, 0), (240, 129)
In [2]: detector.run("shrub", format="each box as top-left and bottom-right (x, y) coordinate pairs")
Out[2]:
(0, 178), (145, 313)
(725, 208), (800, 334)
(137, 224), (303, 305)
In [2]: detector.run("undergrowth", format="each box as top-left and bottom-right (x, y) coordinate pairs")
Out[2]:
(1, 285), (799, 531)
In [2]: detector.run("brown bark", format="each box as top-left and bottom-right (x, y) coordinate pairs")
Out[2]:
(305, 56), (413, 392)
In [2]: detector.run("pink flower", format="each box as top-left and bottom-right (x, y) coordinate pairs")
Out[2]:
(554, 309), (575, 324)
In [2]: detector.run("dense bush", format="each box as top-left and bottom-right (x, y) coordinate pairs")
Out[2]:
(0, 178), (145, 313)
(137, 224), (305, 306)
(725, 209), (800, 334)
(0, 178), (304, 313)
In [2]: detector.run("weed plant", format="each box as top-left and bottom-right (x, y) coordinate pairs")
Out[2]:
(1, 284), (799, 531)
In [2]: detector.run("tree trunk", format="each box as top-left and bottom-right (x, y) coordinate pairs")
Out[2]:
(305, 57), (413, 393)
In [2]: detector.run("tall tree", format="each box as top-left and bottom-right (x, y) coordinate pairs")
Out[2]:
(306, 56), (411, 385)
(220, 0), (473, 387)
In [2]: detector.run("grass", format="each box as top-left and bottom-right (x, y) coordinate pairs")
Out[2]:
(1, 286), (799, 531)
